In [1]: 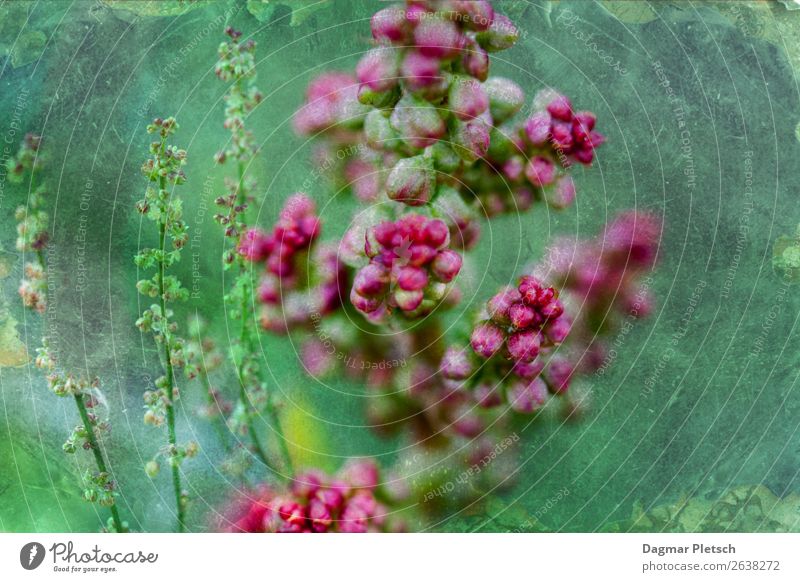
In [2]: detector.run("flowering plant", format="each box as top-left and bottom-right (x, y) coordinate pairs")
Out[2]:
(11, 0), (661, 533)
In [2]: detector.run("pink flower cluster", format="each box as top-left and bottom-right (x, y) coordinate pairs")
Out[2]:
(364, 1), (514, 104)
(356, 1), (520, 211)
(437, 276), (572, 414)
(238, 194), (320, 276)
(470, 276), (569, 364)
(238, 194), (345, 333)
(351, 214), (462, 320)
(464, 87), (605, 215)
(225, 460), (405, 533)
(293, 72), (366, 138)
(534, 211), (661, 333)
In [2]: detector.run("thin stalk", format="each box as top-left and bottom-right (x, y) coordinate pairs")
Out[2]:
(33, 213), (124, 532)
(232, 160), (294, 479)
(74, 394), (124, 533)
(158, 173), (185, 533)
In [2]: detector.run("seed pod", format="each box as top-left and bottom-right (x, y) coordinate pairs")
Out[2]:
(451, 118), (490, 163)
(414, 16), (464, 59)
(385, 155), (435, 206)
(371, 5), (409, 43)
(470, 322), (505, 358)
(476, 14), (519, 52)
(483, 77), (524, 124)
(390, 94), (447, 149)
(431, 249), (462, 282)
(448, 76), (489, 121)
(356, 47), (400, 92)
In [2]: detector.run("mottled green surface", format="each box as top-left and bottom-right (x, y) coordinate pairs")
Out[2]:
(1, 0), (799, 532)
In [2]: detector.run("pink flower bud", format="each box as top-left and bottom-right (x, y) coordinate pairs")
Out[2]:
(404, 3), (429, 26)
(524, 111), (552, 145)
(471, 322), (505, 358)
(356, 47), (400, 92)
(422, 218), (450, 248)
(602, 211), (660, 268)
(509, 378), (548, 413)
(401, 50), (445, 91)
(525, 156), (556, 187)
(372, 220), (398, 248)
(540, 297), (564, 319)
(431, 249), (462, 282)
(572, 111), (596, 142)
(386, 155), (435, 206)
(451, 118), (490, 163)
(350, 288), (382, 313)
(397, 265), (429, 291)
(348, 490), (378, 516)
(484, 77), (525, 124)
(547, 93), (573, 121)
(550, 120), (574, 151)
(258, 276), (280, 304)
(414, 16), (464, 59)
(508, 302), (537, 329)
(371, 5), (409, 43)
(460, 37), (489, 81)
(476, 14), (519, 52)
(507, 330), (541, 362)
(545, 316), (571, 344)
(441, 346), (474, 380)
(393, 288), (424, 311)
(316, 485), (345, 510)
(308, 499), (332, 532)
(544, 175), (576, 209)
(502, 156), (525, 181)
(512, 359), (544, 380)
(519, 278), (554, 307)
(450, 0), (494, 31)
(238, 228), (270, 261)
(449, 76), (489, 121)
(341, 459), (380, 489)
(390, 94), (447, 149)
(354, 263), (390, 296)
(408, 242), (438, 266)
(573, 146), (594, 165)
(277, 500), (305, 526)
(486, 286), (521, 323)
(546, 358), (573, 394)
(339, 505), (369, 533)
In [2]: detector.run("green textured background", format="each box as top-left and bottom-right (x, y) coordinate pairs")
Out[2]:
(1, 0), (799, 532)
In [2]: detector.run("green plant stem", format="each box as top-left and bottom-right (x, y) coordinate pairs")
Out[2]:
(37, 231), (124, 532)
(158, 174), (185, 533)
(228, 160), (294, 480)
(74, 394), (124, 533)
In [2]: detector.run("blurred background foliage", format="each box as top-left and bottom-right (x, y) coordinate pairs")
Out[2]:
(1, 0), (800, 532)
